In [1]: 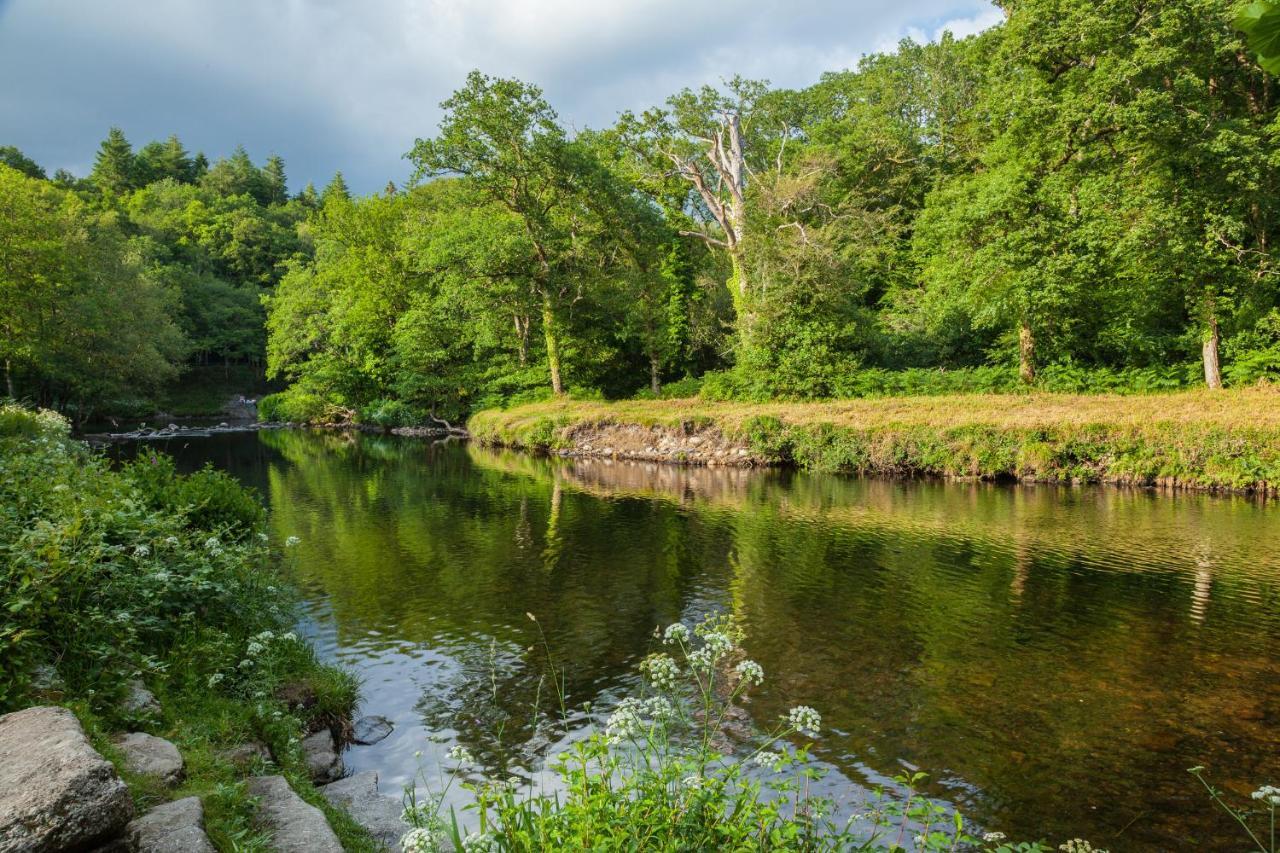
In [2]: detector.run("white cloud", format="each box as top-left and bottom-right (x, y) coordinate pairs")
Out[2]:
(0, 0), (1002, 192)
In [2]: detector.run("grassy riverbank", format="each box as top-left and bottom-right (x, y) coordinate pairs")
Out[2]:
(468, 387), (1280, 492)
(0, 405), (374, 850)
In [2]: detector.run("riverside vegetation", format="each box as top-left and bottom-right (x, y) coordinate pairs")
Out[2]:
(0, 404), (374, 850)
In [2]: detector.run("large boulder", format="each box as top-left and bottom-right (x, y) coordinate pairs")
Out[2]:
(126, 797), (216, 853)
(301, 730), (343, 783)
(321, 770), (406, 851)
(247, 775), (342, 853)
(0, 705), (134, 851)
(115, 732), (184, 786)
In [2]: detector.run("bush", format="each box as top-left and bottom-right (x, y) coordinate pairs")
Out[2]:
(121, 452), (266, 537)
(256, 388), (332, 423)
(359, 398), (423, 429)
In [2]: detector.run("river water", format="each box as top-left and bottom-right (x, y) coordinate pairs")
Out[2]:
(120, 429), (1280, 850)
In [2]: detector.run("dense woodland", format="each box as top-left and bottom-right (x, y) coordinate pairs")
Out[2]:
(4, 0), (1280, 423)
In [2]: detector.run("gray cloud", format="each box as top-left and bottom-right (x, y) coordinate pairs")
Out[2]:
(0, 0), (1000, 194)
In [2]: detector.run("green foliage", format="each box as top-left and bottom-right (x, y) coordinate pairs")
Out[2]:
(122, 454), (266, 537)
(1237, 0), (1280, 73)
(359, 398), (422, 429)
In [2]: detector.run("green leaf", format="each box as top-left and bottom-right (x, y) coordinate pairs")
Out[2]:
(1236, 0), (1280, 75)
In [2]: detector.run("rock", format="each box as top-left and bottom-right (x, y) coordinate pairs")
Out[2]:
(126, 797), (216, 852)
(0, 705), (134, 851)
(221, 740), (271, 768)
(320, 770), (406, 851)
(115, 732), (184, 786)
(352, 715), (394, 746)
(301, 730), (343, 783)
(247, 775), (343, 853)
(121, 679), (161, 718)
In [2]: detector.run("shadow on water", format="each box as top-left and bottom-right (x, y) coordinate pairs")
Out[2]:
(115, 430), (1280, 850)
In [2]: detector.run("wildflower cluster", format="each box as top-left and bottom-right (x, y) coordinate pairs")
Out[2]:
(1252, 784), (1280, 806)
(787, 705), (822, 737)
(639, 653), (680, 690)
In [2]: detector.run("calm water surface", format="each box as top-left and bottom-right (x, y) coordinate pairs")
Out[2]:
(125, 429), (1280, 850)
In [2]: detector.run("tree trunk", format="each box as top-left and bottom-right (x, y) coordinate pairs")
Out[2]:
(4, 359), (12, 400)
(1203, 313), (1222, 389)
(1018, 322), (1036, 385)
(514, 314), (530, 366)
(542, 295), (563, 396)
(649, 353), (661, 395)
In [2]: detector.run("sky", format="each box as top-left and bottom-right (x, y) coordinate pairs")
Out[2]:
(0, 0), (1003, 195)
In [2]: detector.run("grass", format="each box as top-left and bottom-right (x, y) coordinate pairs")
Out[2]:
(467, 387), (1280, 492)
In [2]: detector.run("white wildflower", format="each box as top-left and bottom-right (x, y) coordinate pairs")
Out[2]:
(639, 653), (680, 690)
(446, 745), (475, 764)
(752, 750), (787, 771)
(605, 698), (646, 743)
(207, 673), (224, 688)
(400, 827), (436, 853)
(163, 536), (179, 546)
(984, 831), (1007, 842)
(687, 647), (715, 672)
(246, 641), (265, 657)
(254, 630), (276, 642)
(203, 536), (221, 551)
(461, 832), (496, 853)
(662, 623), (690, 645)
(641, 696), (674, 720)
(284, 536), (301, 548)
(132, 544), (150, 557)
(238, 659), (253, 670)
(1252, 785), (1280, 805)
(702, 631), (734, 656)
(1059, 841), (1106, 853)
(734, 659), (764, 686)
(281, 631), (298, 642)
(682, 774), (705, 790)
(787, 705), (822, 736)
(257, 532), (270, 542)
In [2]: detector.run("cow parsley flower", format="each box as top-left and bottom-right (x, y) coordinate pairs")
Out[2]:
(984, 831), (1007, 842)
(203, 536), (221, 551)
(640, 653), (680, 690)
(284, 536), (301, 548)
(605, 698), (647, 743)
(207, 673), (224, 688)
(246, 641), (265, 657)
(446, 745), (475, 764)
(132, 544), (150, 557)
(734, 659), (764, 686)
(662, 623), (690, 645)
(400, 827), (436, 853)
(1252, 785), (1280, 805)
(752, 750), (787, 771)
(787, 705), (822, 736)
(461, 831), (496, 852)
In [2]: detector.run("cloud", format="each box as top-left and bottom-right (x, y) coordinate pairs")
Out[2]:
(0, 0), (1001, 193)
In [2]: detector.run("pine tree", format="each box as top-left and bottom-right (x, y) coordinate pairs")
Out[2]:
(90, 127), (135, 195)
(297, 182), (320, 209)
(192, 152), (209, 180)
(262, 155), (288, 205)
(384, 180), (397, 196)
(322, 171), (351, 203)
(160, 135), (194, 183)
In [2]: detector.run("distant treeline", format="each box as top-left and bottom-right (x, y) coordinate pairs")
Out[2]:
(5, 0), (1280, 424)
(0, 133), (345, 419)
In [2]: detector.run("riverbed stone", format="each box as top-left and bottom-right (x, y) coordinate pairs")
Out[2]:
(126, 796), (216, 852)
(301, 729), (343, 783)
(247, 775), (343, 853)
(121, 679), (161, 718)
(320, 770), (406, 850)
(221, 740), (272, 768)
(0, 705), (134, 851)
(115, 732), (185, 786)
(352, 714), (394, 745)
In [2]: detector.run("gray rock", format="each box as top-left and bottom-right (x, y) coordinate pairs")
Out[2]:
(126, 797), (216, 853)
(121, 679), (161, 718)
(221, 740), (271, 768)
(301, 730), (343, 783)
(352, 715), (394, 745)
(320, 770), (406, 851)
(247, 775), (342, 853)
(115, 732), (184, 786)
(0, 705), (134, 851)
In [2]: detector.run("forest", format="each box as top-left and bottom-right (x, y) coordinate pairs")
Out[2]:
(4, 0), (1280, 424)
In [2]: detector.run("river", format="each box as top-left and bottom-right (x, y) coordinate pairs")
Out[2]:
(117, 428), (1280, 850)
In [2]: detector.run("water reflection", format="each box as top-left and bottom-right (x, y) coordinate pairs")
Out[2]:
(130, 431), (1280, 850)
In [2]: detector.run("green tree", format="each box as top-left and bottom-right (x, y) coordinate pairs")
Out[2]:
(0, 147), (45, 180)
(90, 127), (136, 196)
(262, 155), (289, 206)
(321, 172), (350, 204)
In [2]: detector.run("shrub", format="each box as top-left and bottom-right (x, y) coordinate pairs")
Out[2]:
(360, 398), (423, 430)
(122, 453), (266, 536)
(256, 388), (331, 423)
